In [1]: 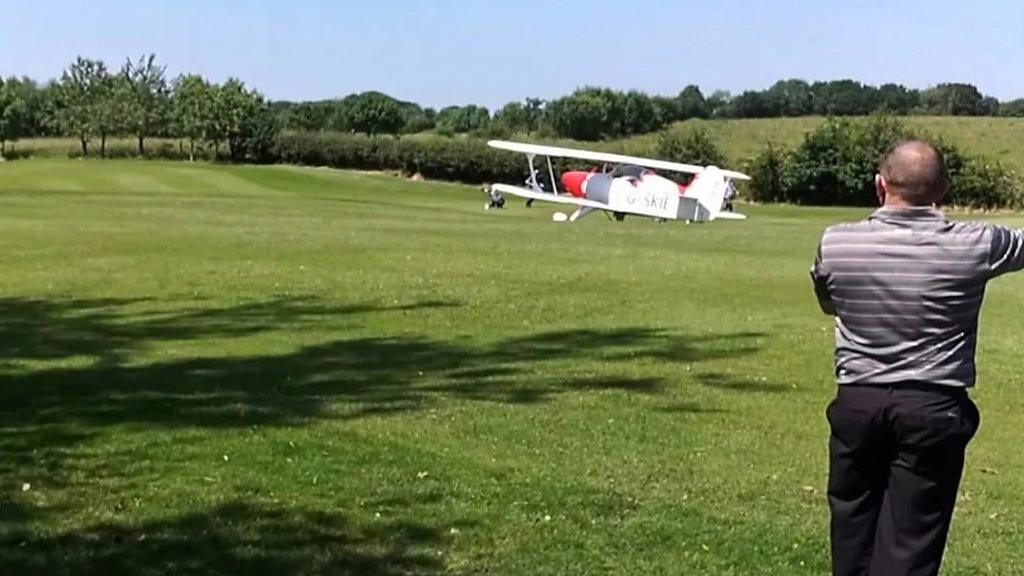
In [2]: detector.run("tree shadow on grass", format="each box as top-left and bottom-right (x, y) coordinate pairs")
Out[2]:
(0, 501), (451, 576)
(0, 294), (766, 432)
(0, 296), (459, 367)
(0, 296), (768, 523)
(0, 296), (776, 573)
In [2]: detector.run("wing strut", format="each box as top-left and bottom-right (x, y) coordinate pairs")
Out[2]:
(545, 156), (559, 195)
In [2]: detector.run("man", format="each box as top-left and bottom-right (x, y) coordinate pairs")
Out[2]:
(811, 140), (1024, 576)
(482, 183), (505, 210)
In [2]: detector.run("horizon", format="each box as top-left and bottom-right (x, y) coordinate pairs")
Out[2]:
(2, 1), (1022, 108)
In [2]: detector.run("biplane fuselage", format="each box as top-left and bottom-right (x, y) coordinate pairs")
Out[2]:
(486, 140), (750, 223)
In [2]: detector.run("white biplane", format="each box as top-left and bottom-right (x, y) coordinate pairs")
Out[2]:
(487, 140), (751, 223)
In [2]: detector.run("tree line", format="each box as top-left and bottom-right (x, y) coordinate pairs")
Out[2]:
(4, 55), (1024, 154)
(0, 55), (275, 161)
(274, 80), (1024, 141)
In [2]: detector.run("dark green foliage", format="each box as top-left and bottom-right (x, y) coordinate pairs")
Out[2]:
(656, 127), (725, 168)
(544, 87), (668, 141)
(766, 79), (813, 117)
(400, 104), (436, 134)
(745, 142), (791, 203)
(334, 91), (405, 136)
(998, 99), (1024, 117)
(746, 115), (1023, 208)
(728, 90), (776, 118)
(876, 83), (920, 114)
(676, 85), (709, 120)
(435, 105), (491, 135)
(274, 132), (524, 183)
(0, 77), (27, 155)
(277, 101), (336, 131)
(0, 77), (50, 137)
(921, 83), (990, 116)
(493, 99), (544, 135)
(810, 80), (879, 116)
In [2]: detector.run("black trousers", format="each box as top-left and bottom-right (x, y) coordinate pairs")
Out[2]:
(827, 384), (980, 576)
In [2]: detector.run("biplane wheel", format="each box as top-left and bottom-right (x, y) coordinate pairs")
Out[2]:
(613, 212), (626, 222)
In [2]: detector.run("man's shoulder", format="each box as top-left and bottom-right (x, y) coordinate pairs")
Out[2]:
(819, 220), (875, 243)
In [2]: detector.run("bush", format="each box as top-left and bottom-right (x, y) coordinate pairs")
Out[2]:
(655, 127), (725, 168)
(744, 115), (1023, 208)
(745, 142), (791, 203)
(273, 132), (526, 183)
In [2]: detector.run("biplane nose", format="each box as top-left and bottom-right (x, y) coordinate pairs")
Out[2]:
(560, 171), (589, 198)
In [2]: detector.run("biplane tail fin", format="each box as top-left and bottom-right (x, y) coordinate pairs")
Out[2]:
(681, 167), (727, 221)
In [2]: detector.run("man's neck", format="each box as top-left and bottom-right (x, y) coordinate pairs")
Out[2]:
(882, 198), (934, 209)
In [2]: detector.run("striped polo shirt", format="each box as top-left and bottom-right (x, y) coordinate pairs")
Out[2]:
(811, 206), (1024, 387)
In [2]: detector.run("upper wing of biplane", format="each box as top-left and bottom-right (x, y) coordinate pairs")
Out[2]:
(487, 140), (752, 181)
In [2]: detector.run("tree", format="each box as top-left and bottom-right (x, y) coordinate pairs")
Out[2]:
(52, 57), (108, 157)
(920, 83), (986, 116)
(705, 90), (732, 118)
(728, 90), (775, 118)
(620, 90), (661, 135)
(400, 103), (435, 134)
(543, 87), (622, 140)
(999, 99), (1024, 117)
(656, 127), (724, 168)
(766, 79), (813, 116)
(204, 79), (278, 162)
(121, 54), (169, 156)
(875, 83), (919, 114)
(171, 74), (211, 161)
(213, 78), (258, 161)
(276, 101), (333, 132)
(435, 104), (490, 134)
(0, 78), (28, 157)
(650, 96), (679, 126)
(93, 70), (128, 158)
(676, 85), (709, 119)
(1, 77), (48, 139)
(810, 80), (877, 115)
(233, 97), (279, 163)
(334, 91), (405, 135)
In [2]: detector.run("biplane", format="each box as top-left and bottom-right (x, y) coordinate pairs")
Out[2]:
(487, 140), (751, 223)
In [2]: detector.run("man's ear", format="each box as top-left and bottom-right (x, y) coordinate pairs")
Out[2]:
(875, 174), (886, 205)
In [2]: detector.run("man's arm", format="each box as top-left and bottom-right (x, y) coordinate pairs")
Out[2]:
(989, 225), (1024, 278)
(811, 243), (835, 316)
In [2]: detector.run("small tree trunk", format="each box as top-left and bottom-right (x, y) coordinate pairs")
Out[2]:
(80, 136), (88, 157)
(101, 134), (107, 158)
(138, 135), (145, 157)
(189, 138), (195, 162)
(1, 139), (5, 158)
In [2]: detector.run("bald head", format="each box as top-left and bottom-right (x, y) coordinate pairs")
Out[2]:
(877, 140), (949, 206)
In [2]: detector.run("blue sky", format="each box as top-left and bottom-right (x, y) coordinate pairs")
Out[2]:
(1, 1), (1022, 108)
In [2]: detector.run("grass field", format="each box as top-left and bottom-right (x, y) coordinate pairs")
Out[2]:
(2, 160), (1024, 574)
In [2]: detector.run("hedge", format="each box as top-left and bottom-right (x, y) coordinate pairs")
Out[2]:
(746, 116), (1024, 209)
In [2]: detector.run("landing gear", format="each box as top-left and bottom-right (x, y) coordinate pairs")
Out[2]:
(613, 212), (626, 222)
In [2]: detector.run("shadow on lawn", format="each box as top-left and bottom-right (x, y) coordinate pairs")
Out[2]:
(0, 500), (451, 576)
(0, 296), (766, 429)
(0, 296), (772, 573)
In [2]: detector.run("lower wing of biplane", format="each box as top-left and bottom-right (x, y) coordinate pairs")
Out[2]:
(487, 140), (749, 223)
